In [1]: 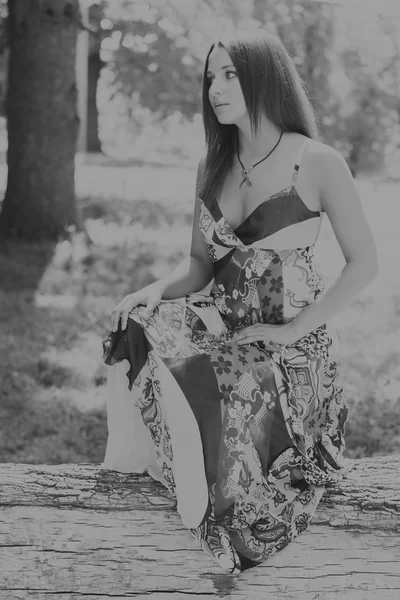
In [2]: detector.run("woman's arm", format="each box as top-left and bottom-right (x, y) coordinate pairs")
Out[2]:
(154, 157), (214, 300)
(290, 144), (379, 340)
(110, 159), (214, 331)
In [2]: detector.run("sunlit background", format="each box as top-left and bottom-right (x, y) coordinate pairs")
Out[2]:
(0, 0), (399, 465)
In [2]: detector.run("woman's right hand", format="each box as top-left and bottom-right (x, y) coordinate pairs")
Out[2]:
(110, 282), (164, 332)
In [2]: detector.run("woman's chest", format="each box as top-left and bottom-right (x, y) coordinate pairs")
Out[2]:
(217, 161), (320, 231)
(217, 166), (292, 230)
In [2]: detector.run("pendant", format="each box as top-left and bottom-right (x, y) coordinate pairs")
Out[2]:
(239, 168), (252, 189)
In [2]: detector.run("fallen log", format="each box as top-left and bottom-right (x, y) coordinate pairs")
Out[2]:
(0, 455), (399, 600)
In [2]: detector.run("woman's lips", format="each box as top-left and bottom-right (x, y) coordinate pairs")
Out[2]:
(215, 103), (229, 109)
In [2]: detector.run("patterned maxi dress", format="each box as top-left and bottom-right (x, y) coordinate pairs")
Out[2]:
(102, 140), (349, 574)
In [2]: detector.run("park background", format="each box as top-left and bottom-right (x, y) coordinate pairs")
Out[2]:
(0, 0), (399, 466)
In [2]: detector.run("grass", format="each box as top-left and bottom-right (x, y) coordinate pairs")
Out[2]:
(0, 153), (399, 464)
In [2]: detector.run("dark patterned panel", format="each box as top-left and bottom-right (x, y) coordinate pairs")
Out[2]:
(102, 318), (153, 390)
(213, 247), (236, 277)
(258, 253), (285, 325)
(163, 354), (223, 488)
(235, 188), (320, 246)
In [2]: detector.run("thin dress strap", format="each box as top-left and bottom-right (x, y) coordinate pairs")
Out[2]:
(291, 139), (308, 184)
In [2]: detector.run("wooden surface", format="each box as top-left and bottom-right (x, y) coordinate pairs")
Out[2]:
(0, 455), (399, 600)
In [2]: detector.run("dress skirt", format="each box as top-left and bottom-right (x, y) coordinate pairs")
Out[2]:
(102, 294), (348, 574)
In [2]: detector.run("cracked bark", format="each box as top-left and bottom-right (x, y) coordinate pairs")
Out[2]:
(0, 456), (399, 600)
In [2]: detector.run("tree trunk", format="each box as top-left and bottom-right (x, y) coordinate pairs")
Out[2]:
(0, 0), (80, 242)
(86, 49), (103, 153)
(85, 1), (104, 154)
(1, 456), (400, 599)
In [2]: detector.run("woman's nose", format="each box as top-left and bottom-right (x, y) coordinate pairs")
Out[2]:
(209, 79), (224, 95)
(210, 77), (224, 94)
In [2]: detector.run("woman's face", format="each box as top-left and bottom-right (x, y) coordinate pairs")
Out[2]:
(206, 46), (248, 125)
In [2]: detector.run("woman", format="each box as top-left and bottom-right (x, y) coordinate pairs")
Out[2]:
(102, 30), (378, 574)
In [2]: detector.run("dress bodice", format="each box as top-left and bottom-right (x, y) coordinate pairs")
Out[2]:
(197, 140), (325, 330)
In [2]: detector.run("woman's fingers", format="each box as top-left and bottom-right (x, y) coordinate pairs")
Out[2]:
(119, 298), (141, 330)
(120, 299), (158, 329)
(109, 291), (161, 332)
(110, 305), (120, 332)
(120, 307), (132, 331)
(111, 307), (122, 332)
(110, 296), (135, 332)
(235, 325), (260, 344)
(142, 299), (158, 319)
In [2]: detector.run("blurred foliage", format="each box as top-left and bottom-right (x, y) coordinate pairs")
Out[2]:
(93, 0), (400, 175)
(98, 0), (203, 119)
(0, 0), (399, 174)
(336, 46), (397, 175)
(254, 0), (336, 123)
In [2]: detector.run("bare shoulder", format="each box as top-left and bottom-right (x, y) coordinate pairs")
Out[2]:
(303, 139), (378, 269)
(290, 136), (341, 212)
(304, 139), (369, 234)
(304, 140), (354, 208)
(306, 139), (350, 180)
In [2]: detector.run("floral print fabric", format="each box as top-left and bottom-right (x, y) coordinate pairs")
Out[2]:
(103, 164), (348, 573)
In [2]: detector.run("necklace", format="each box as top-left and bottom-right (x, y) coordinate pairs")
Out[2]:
(236, 131), (284, 189)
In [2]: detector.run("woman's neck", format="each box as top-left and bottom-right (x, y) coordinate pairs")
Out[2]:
(236, 117), (283, 163)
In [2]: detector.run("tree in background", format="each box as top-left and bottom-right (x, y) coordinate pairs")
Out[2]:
(0, 0), (8, 115)
(380, 15), (400, 146)
(87, 0), (105, 152)
(0, 0), (81, 242)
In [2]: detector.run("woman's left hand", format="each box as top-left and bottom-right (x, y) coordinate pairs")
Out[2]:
(234, 322), (300, 349)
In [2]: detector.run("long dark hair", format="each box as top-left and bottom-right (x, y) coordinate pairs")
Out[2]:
(199, 30), (319, 208)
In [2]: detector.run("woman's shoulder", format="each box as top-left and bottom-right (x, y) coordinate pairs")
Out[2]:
(284, 133), (343, 167)
(301, 138), (350, 186)
(291, 136), (350, 212)
(301, 139), (356, 214)
(303, 137), (346, 168)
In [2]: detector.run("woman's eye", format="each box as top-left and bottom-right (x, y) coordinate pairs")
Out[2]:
(207, 71), (236, 84)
